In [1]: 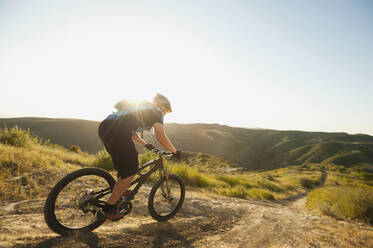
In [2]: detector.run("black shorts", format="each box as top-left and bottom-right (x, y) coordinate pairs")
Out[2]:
(98, 119), (138, 179)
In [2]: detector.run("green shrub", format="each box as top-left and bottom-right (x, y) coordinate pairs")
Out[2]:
(299, 177), (320, 189)
(216, 175), (242, 187)
(0, 126), (38, 147)
(263, 173), (275, 181)
(219, 185), (247, 198)
(219, 186), (275, 200)
(350, 171), (361, 180)
(139, 151), (157, 165)
(337, 167), (348, 173)
(256, 180), (284, 192)
(169, 164), (215, 187)
(69, 145), (82, 154)
(359, 172), (373, 181)
(93, 150), (113, 171)
(306, 186), (373, 222)
(246, 188), (275, 200)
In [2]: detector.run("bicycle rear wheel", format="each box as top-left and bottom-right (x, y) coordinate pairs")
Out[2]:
(44, 168), (115, 235)
(148, 173), (185, 221)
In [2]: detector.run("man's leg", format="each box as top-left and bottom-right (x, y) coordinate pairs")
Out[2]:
(101, 174), (135, 221)
(100, 127), (138, 221)
(107, 175), (135, 205)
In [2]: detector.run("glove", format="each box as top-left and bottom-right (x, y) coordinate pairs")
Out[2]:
(145, 144), (155, 151)
(173, 150), (182, 159)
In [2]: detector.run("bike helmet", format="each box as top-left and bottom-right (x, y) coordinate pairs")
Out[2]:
(153, 93), (172, 112)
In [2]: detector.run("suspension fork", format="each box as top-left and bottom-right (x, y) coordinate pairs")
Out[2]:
(158, 158), (170, 198)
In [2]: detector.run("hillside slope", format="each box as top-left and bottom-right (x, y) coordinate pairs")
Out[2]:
(0, 118), (102, 153)
(1, 118), (373, 170)
(0, 130), (372, 247)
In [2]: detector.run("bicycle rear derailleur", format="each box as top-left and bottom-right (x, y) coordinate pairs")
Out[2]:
(74, 189), (97, 214)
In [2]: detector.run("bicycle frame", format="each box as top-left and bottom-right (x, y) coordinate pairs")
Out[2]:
(91, 155), (167, 207)
(128, 156), (167, 199)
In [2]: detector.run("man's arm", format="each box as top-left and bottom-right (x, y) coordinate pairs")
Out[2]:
(131, 133), (147, 147)
(153, 123), (177, 154)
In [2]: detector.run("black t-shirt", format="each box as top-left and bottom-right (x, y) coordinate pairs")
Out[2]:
(105, 104), (163, 135)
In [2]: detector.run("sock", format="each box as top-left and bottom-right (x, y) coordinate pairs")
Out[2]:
(103, 203), (116, 213)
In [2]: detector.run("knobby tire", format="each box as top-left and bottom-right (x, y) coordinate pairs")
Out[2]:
(44, 167), (115, 235)
(148, 173), (185, 221)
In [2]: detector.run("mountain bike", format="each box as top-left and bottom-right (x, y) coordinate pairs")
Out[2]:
(44, 148), (185, 236)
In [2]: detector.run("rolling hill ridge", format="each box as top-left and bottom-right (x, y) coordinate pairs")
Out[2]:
(1, 117), (372, 170)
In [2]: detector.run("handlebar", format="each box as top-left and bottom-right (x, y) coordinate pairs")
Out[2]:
(149, 148), (173, 158)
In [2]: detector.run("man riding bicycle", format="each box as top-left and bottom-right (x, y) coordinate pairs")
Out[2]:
(98, 93), (181, 221)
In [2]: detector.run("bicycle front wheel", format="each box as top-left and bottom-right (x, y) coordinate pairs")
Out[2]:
(148, 173), (185, 221)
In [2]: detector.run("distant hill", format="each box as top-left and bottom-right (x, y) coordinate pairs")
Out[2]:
(1, 117), (373, 170)
(0, 118), (103, 153)
(163, 123), (373, 169)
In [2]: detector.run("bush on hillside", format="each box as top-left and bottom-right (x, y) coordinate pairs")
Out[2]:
(92, 151), (159, 173)
(169, 164), (216, 187)
(306, 186), (373, 223)
(139, 151), (157, 165)
(263, 173), (276, 181)
(219, 186), (275, 200)
(42, 139), (64, 150)
(219, 185), (248, 198)
(247, 188), (275, 200)
(350, 170), (373, 181)
(299, 177), (320, 189)
(215, 175), (242, 187)
(257, 180), (284, 192)
(360, 172), (373, 181)
(69, 145), (82, 154)
(93, 150), (114, 171)
(0, 126), (38, 147)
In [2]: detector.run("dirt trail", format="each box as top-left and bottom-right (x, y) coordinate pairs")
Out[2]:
(1, 183), (373, 248)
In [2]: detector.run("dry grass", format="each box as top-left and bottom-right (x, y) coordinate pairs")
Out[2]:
(0, 129), (91, 203)
(306, 186), (373, 223)
(133, 152), (325, 200)
(2, 127), (370, 206)
(305, 163), (373, 222)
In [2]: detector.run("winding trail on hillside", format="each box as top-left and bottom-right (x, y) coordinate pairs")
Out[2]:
(278, 167), (328, 205)
(1, 177), (373, 248)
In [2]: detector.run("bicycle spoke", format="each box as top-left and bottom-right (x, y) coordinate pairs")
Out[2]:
(54, 174), (111, 229)
(152, 177), (182, 216)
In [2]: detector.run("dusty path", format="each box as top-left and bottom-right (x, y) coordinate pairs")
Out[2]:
(1, 184), (373, 248)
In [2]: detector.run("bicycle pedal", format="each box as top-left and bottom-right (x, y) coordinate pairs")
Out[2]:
(96, 210), (107, 221)
(118, 201), (132, 215)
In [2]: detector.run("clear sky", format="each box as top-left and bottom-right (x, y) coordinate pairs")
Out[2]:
(1, 0), (372, 135)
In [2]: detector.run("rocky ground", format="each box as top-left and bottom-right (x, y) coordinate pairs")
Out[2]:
(1, 183), (373, 248)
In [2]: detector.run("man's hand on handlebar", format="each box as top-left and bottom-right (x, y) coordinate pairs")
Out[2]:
(145, 143), (155, 151)
(172, 150), (182, 160)
(145, 143), (182, 160)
